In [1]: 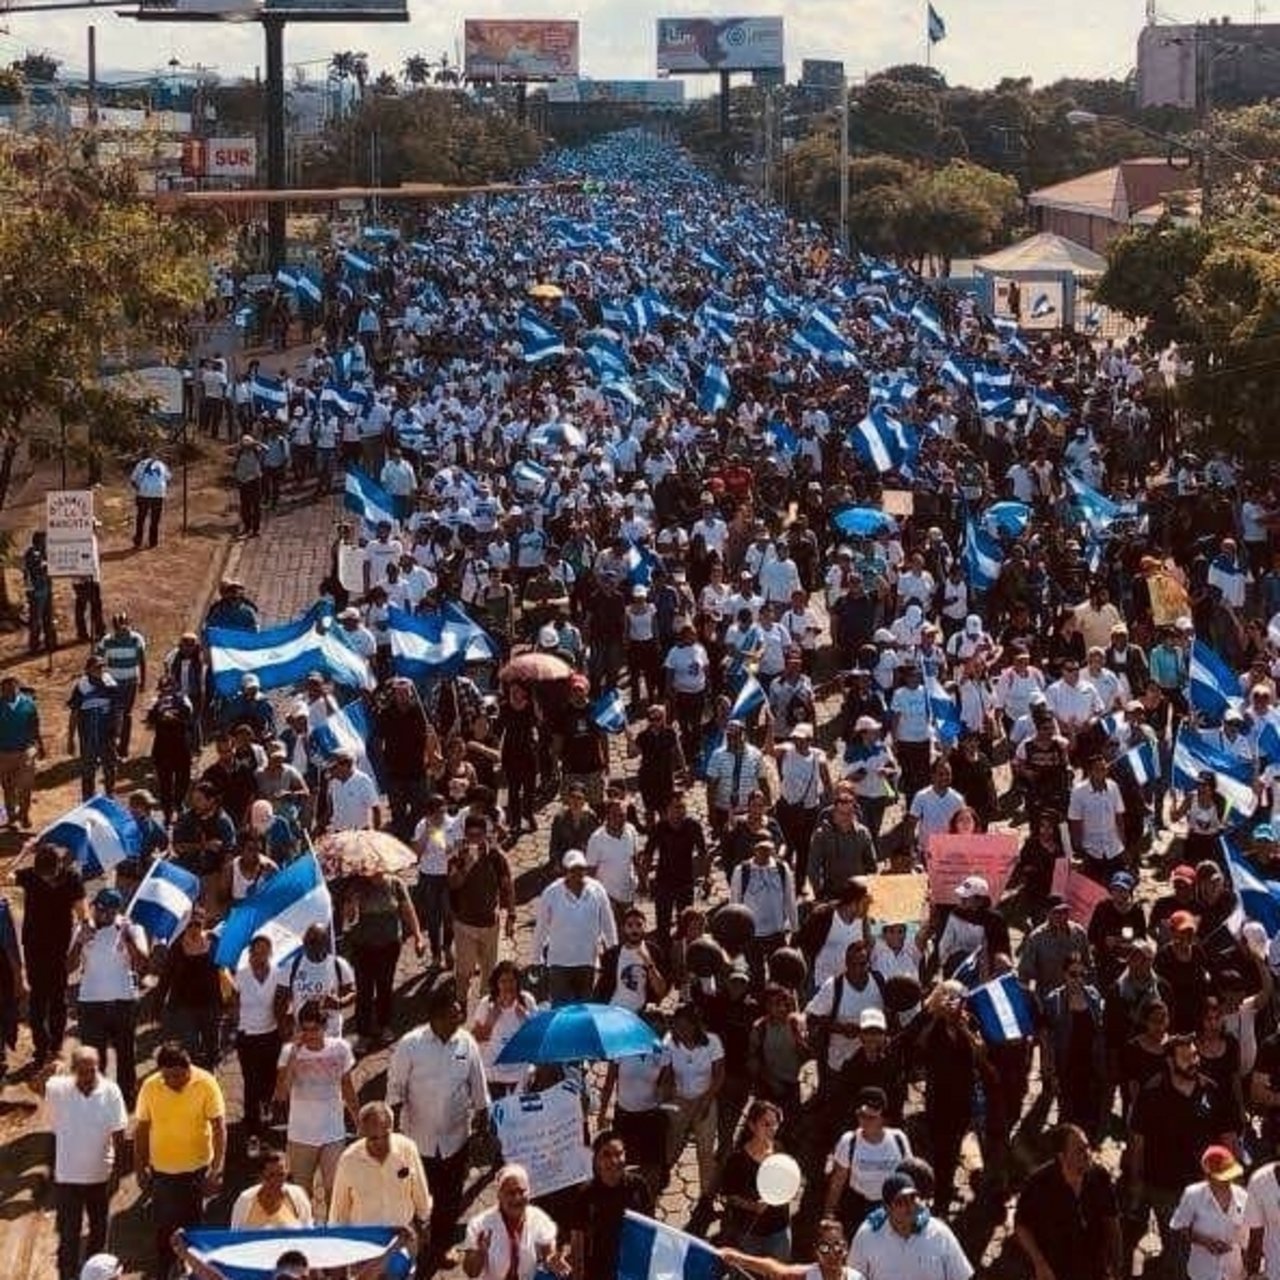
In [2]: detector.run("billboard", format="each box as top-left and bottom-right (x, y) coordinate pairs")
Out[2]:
(656, 16), (784, 73)
(182, 136), (258, 179)
(464, 19), (580, 82)
(547, 78), (685, 105)
(137, 0), (407, 23)
(801, 58), (845, 89)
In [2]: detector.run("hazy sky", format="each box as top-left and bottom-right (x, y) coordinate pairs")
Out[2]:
(0, 0), (1257, 95)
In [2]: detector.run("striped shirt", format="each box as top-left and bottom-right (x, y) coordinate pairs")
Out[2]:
(705, 744), (765, 811)
(97, 630), (146, 684)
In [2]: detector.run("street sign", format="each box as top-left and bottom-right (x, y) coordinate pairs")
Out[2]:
(46, 490), (99, 579)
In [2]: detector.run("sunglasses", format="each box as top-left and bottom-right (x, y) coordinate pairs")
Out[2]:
(815, 1244), (844, 1256)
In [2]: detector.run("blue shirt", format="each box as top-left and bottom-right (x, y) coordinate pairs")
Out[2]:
(0, 693), (38, 751)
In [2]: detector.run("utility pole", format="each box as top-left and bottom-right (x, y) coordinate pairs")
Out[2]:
(86, 24), (97, 126)
(838, 78), (849, 254)
(263, 14), (286, 270)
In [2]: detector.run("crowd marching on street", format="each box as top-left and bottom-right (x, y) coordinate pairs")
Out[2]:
(9, 130), (1280, 1280)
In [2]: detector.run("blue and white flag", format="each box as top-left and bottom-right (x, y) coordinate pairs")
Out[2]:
(296, 274), (324, 306)
(1222, 833), (1280, 934)
(1065, 471), (1122, 533)
(309, 697), (379, 785)
(851, 407), (905, 474)
(697, 245), (732, 275)
(730, 673), (766, 721)
(387, 605), (494, 683)
(910, 300), (946, 344)
(967, 973), (1035, 1043)
(1189, 639), (1242, 724)
(925, 675), (962, 744)
(184, 1226), (402, 1280)
(511, 459), (550, 496)
(927, 2), (947, 42)
(341, 248), (374, 275)
(963, 517), (1003, 590)
(624, 542), (662, 588)
(591, 687), (629, 735)
(698, 362), (731, 413)
(250, 374), (287, 412)
(126, 858), (201, 945)
(518, 309), (567, 364)
(618, 1213), (723, 1280)
(274, 268), (297, 291)
(982, 501), (1031, 540)
(1030, 293), (1056, 320)
(1173, 727), (1258, 817)
(318, 626), (378, 692)
(344, 467), (398, 530)
(951, 946), (984, 989)
(1115, 737), (1160, 788)
(320, 381), (370, 418)
(214, 852), (332, 969)
(37, 796), (140, 878)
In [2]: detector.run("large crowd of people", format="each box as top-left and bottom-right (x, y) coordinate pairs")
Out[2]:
(6, 130), (1280, 1280)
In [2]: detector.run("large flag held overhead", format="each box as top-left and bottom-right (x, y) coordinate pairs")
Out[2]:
(518, 308), (568, 364)
(1172, 727), (1258, 817)
(387, 605), (495, 683)
(963, 517), (1003, 591)
(126, 858), (201, 944)
(183, 1226), (404, 1280)
(36, 796), (141, 878)
(1189, 639), (1243, 724)
(214, 851), (332, 969)
(698, 361), (731, 413)
(591, 687), (629, 735)
(309, 697), (380, 785)
(617, 1213), (724, 1280)
(1222, 834), (1280, 934)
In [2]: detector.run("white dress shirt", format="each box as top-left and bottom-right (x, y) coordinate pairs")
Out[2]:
(385, 1025), (490, 1158)
(531, 878), (617, 967)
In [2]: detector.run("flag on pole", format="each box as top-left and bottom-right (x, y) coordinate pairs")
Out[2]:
(1222, 833), (1280, 934)
(928, 3), (947, 42)
(617, 1213), (724, 1280)
(698, 362), (731, 413)
(343, 468), (398, 531)
(591, 687), (629, 735)
(967, 972), (1035, 1043)
(963, 517), (1003, 591)
(214, 852), (332, 969)
(1189, 639), (1243, 724)
(730, 673), (766, 721)
(1172, 728), (1258, 817)
(36, 796), (141, 877)
(126, 858), (201, 944)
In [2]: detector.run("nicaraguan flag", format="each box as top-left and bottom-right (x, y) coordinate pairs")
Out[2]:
(766, 420), (799, 456)
(601, 300), (629, 331)
(1030, 293), (1056, 319)
(344, 467), (398, 530)
(940, 355), (971, 389)
(309, 697), (379, 785)
(1222, 833), (1280, 934)
(1033, 388), (1071, 418)
(518, 308), (567, 364)
(1173, 727), (1257, 817)
(274, 268), (297, 290)
(387, 605), (493, 682)
(1116, 737), (1160, 788)
(698, 245), (732, 275)
(321, 381), (370, 417)
(851, 407), (905, 473)
(126, 858), (201, 944)
(967, 972), (1035, 1043)
(341, 248), (374, 275)
(214, 852), (332, 969)
(910, 300), (946, 343)
(319, 626), (377, 692)
(617, 1213), (724, 1280)
(296, 273), (323, 306)
(250, 374), (287, 412)
(964, 516), (1003, 591)
(698, 362), (731, 413)
(928, 2), (947, 42)
(951, 946), (984, 989)
(1065, 472), (1122, 533)
(37, 796), (141, 878)
(982, 501), (1031, 540)
(926, 675), (962, 744)
(591, 687), (629, 735)
(730, 673), (766, 721)
(1189, 639), (1242, 724)
(184, 1226), (402, 1280)
(624, 542), (662, 588)
(511, 459), (550, 495)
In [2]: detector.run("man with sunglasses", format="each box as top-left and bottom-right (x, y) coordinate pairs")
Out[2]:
(721, 1217), (862, 1280)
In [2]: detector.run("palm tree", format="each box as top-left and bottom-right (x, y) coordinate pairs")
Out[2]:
(402, 54), (430, 88)
(350, 51), (370, 99)
(372, 70), (398, 97)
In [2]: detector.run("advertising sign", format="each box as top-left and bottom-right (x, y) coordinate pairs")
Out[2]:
(656, 16), (784, 73)
(464, 19), (580, 81)
(46, 491), (99, 579)
(182, 137), (258, 180)
(802, 58), (845, 89)
(140, 0), (407, 23)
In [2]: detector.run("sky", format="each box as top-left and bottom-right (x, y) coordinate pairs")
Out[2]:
(0, 0), (1264, 94)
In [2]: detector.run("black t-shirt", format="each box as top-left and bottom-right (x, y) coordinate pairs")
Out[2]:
(1153, 944), (1213, 1033)
(1129, 1071), (1235, 1192)
(721, 1148), (790, 1237)
(568, 1174), (652, 1280)
(15, 866), (84, 963)
(1014, 1159), (1118, 1280)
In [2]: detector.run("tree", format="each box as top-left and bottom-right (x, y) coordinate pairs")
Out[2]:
(402, 54), (430, 88)
(0, 135), (218, 481)
(329, 50), (369, 106)
(12, 52), (58, 84)
(371, 70), (398, 97)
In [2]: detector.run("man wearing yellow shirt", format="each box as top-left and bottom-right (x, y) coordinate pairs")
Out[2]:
(330, 1101), (431, 1244)
(134, 1043), (226, 1280)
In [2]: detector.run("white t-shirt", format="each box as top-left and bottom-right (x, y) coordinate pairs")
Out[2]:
(414, 819), (449, 876)
(665, 1032), (724, 1099)
(1171, 1180), (1248, 1280)
(1067, 780), (1126, 861)
(1246, 1164), (1280, 1280)
(908, 787), (965, 854)
(279, 1037), (355, 1146)
(833, 1126), (913, 1201)
(235, 965), (283, 1036)
(585, 825), (641, 904)
(365, 539), (404, 588)
(664, 643), (709, 694)
(328, 770), (381, 831)
(281, 953), (356, 1038)
(45, 1074), (128, 1184)
(805, 974), (886, 1070)
(814, 911), (863, 989)
(77, 921), (146, 1002)
(616, 1045), (671, 1113)
(609, 944), (651, 1012)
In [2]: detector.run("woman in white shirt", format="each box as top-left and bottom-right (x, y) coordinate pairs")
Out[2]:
(1169, 1146), (1248, 1280)
(662, 1004), (725, 1203)
(823, 1087), (912, 1233)
(755, 604), (791, 685)
(600, 1007), (671, 1194)
(470, 960), (536, 1098)
(462, 1164), (565, 1280)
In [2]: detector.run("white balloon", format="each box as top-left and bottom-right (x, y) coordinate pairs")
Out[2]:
(756, 1153), (802, 1206)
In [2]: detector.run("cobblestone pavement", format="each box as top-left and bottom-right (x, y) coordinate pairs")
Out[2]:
(1, 478), (1167, 1278)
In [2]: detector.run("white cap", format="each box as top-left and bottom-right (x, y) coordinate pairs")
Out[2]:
(853, 714), (881, 734)
(859, 1007), (888, 1031)
(964, 614), (982, 635)
(241, 673), (260, 690)
(632, 585), (649, 598)
(537, 624), (559, 648)
(792, 723), (814, 740)
(562, 849), (587, 870)
(956, 875), (990, 900)
(80, 1258), (124, 1280)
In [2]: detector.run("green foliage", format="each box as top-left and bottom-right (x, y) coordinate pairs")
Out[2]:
(0, 135), (218, 467)
(12, 53), (58, 84)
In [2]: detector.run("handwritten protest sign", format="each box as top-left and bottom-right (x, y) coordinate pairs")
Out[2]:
(869, 872), (929, 926)
(926, 832), (1021, 905)
(881, 489), (914, 517)
(490, 1080), (591, 1197)
(1050, 858), (1111, 925)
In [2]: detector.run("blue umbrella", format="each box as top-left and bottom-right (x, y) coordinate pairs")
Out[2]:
(494, 1003), (660, 1065)
(983, 501), (1032, 539)
(831, 506), (896, 538)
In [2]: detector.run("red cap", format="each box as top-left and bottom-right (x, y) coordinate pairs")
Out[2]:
(1170, 864), (1197, 885)
(1169, 910), (1198, 932)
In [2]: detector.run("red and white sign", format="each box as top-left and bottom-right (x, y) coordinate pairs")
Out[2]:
(182, 137), (258, 180)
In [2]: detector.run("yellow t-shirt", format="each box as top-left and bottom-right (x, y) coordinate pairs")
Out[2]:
(136, 1068), (226, 1174)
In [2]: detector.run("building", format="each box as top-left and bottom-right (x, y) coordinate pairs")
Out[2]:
(1026, 157), (1198, 253)
(1138, 19), (1280, 110)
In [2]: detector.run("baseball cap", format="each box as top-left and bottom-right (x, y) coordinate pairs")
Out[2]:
(859, 1007), (888, 1031)
(1170, 864), (1197, 884)
(1169, 909), (1198, 932)
(93, 888), (123, 910)
(79, 1256), (123, 1280)
(956, 875), (990, 900)
(792, 723), (814, 740)
(562, 850), (587, 871)
(1201, 1144), (1243, 1182)
(1109, 871), (1136, 892)
(964, 614), (982, 635)
(880, 1173), (918, 1203)
(241, 673), (261, 690)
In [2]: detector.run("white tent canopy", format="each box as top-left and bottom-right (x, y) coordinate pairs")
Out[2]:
(975, 232), (1106, 278)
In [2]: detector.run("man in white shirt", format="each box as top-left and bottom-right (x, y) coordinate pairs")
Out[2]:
(585, 796), (643, 922)
(531, 850), (617, 1006)
(324, 750), (382, 831)
(1044, 659), (1103, 752)
(33, 1046), (127, 1280)
(729, 838), (798, 982)
(364, 522), (405, 592)
(849, 1172), (974, 1280)
(387, 977), (490, 1271)
(905, 760), (966, 862)
(805, 946), (888, 1081)
(130, 454), (171, 550)
(1067, 754), (1127, 873)
(68, 888), (147, 1107)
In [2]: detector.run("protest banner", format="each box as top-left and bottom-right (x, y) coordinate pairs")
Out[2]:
(926, 831), (1021, 905)
(1064, 868), (1111, 927)
(490, 1080), (591, 1197)
(868, 872), (928, 926)
(881, 489), (914, 517)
